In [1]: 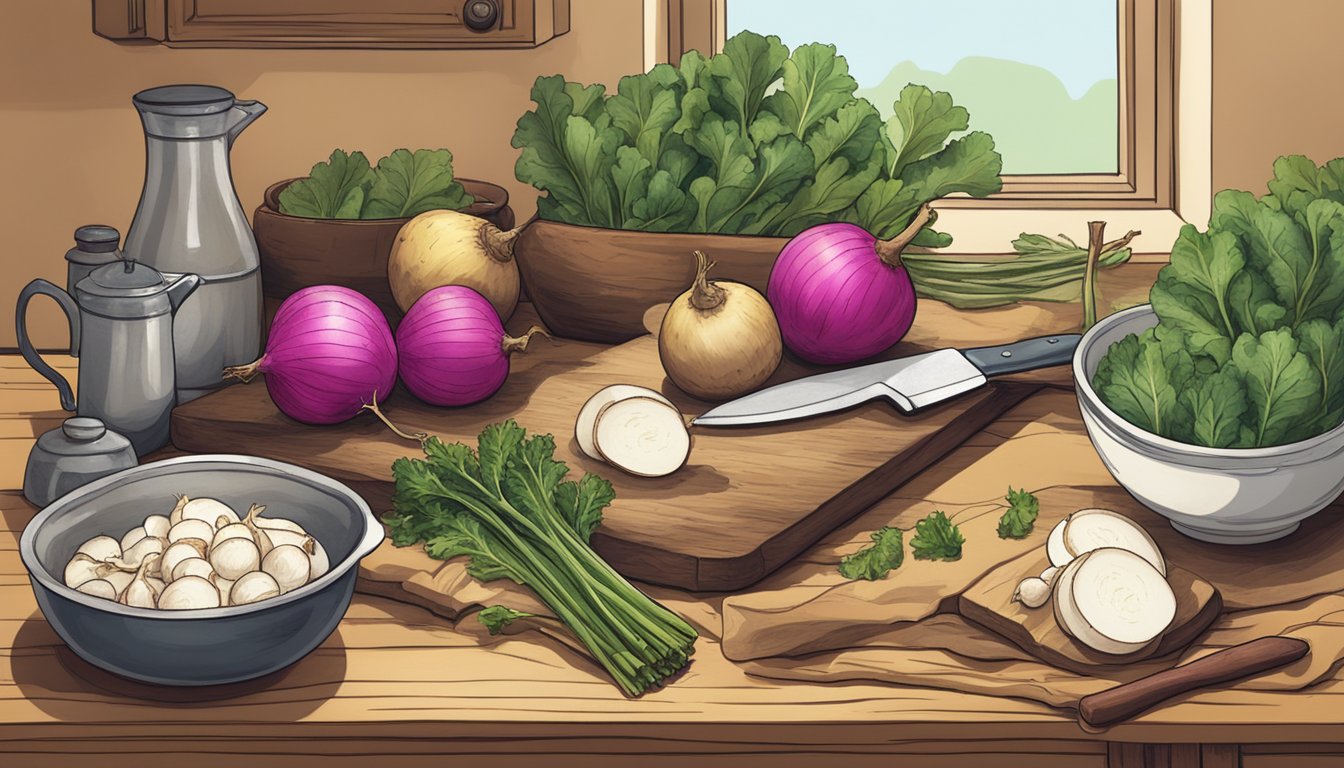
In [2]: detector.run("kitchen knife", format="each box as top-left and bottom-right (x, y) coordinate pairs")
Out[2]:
(692, 333), (1080, 427)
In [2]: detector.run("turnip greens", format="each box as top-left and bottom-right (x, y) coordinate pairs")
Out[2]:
(1094, 155), (1344, 448)
(512, 31), (1002, 241)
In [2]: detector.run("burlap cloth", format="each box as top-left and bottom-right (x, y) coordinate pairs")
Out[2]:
(357, 391), (1344, 712)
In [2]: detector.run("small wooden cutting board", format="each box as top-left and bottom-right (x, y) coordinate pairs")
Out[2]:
(958, 550), (1223, 674)
(171, 331), (1039, 592)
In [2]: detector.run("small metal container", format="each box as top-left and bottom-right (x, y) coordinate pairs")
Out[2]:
(19, 454), (384, 686)
(23, 417), (138, 507)
(65, 225), (123, 295)
(15, 259), (201, 455)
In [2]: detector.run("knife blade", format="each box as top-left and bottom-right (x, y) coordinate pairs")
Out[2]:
(691, 333), (1080, 427)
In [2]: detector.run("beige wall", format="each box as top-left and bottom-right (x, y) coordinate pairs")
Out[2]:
(1, 0), (643, 349)
(1211, 1), (1344, 194)
(4, 1), (1343, 350)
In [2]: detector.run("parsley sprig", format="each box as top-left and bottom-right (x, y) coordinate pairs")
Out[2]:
(838, 527), (904, 581)
(997, 486), (1040, 539)
(910, 510), (964, 561)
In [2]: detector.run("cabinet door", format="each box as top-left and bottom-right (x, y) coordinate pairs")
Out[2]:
(94, 0), (570, 48)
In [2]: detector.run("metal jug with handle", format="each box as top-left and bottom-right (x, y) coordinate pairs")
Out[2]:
(123, 84), (266, 404)
(15, 258), (200, 456)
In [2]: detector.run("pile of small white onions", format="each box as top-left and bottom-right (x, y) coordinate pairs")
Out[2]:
(1012, 508), (1176, 656)
(575, 385), (690, 478)
(62, 496), (330, 611)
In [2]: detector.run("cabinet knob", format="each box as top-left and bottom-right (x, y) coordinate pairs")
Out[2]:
(463, 0), (500, 31)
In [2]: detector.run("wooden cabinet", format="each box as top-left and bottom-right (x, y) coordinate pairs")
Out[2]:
(92, 0), (570, 48)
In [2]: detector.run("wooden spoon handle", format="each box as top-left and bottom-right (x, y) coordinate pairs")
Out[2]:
(1078, 636), (1309, 728)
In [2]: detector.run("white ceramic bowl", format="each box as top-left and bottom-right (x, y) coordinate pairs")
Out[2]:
(1074, 304), (1344, 544)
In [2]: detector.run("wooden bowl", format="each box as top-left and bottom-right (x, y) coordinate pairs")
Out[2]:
(514, 219), (787, 343)
(253, 178), (515, 325)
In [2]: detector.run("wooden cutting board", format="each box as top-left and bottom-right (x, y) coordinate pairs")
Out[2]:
(958, 550), (1223, 674)
(171, 333), (1038, 592)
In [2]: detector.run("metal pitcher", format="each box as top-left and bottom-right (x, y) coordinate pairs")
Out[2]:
(15, 259), (201, 456)
(124, 84), (266, 403)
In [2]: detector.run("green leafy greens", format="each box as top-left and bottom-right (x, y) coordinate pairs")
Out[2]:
(909, 510), (964, 561)
(477, 605), (536, 635)
(997, 487), (1040, 539)
(837, 526), (904, 580)
(512, 31), (1002, 240)
(279, 148), (473, 220)
(1094, 155), (1344, 448)
(385, 421), (698, 696)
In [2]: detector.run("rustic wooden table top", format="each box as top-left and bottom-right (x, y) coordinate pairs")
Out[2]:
(3, 266), (1338, 768)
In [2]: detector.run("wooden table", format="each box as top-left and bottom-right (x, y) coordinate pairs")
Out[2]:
(3, 269), (1341, 768)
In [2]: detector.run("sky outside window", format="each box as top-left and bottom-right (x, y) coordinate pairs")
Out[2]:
(726, 0), (1120, 174)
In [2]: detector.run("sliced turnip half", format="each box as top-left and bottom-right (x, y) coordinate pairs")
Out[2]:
(1053, 548), (1176, 655)
(1061, 508), (1166, 576)
(1047, 519), (1071, 568)
(575, 385), (676, 460)
(593, 396), (690, 477)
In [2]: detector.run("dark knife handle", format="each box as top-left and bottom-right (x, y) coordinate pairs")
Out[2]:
(963, 334), (1081, 377)
(1078, 637), (1309, 728)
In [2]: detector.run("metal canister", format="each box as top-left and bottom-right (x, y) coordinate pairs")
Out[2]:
(65, 225), (122, 294)
(22, 417), (138, 507)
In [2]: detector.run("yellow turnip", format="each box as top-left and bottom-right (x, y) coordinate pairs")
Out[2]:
(387, 209), (521, 320)
(658, 250), (782, 401)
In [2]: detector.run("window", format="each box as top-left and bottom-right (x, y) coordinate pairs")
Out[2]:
(663, 0), (1212, 253)
(93, 0), (570, 49)
(730, 0), (1122, 178)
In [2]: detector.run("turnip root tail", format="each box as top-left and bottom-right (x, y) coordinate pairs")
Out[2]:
(502, 325), (550, 355)
(223, 357), (266, 383)
(874, 203), (935, 268)
(359, 390), (431, 445)
(479, 223), (524, 264)
(688, 250), (727, 312)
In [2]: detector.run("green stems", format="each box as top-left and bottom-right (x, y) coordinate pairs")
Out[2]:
(389, 427), (697, 697)
(901, 229), (1139, 310)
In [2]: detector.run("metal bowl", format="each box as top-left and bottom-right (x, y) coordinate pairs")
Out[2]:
(19, 454), (384, 686)
(1074, 305), (1344, 544)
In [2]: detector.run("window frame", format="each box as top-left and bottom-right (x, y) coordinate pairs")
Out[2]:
(658, 0), (1212, 255)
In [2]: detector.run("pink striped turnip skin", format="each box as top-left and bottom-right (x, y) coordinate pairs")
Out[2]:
(225, 285), (397, 425)
(767, 206), (931, 366)
(396, 285), (545, 407)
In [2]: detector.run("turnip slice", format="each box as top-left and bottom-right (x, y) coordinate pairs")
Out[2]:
(1052, 548), (1175, 655)
(576, 385), (676, 461)
(593, 396), (690, 477)
(1061, 508), (1166, 576)
(1047, 519), (1071, 568)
